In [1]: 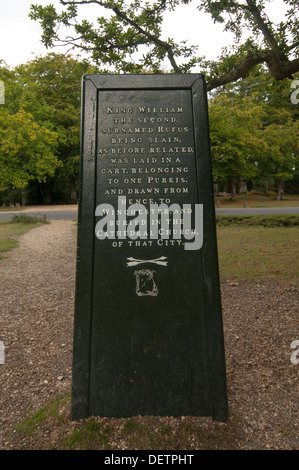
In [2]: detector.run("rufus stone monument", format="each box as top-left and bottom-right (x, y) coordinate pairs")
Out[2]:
(71, 74), (228, 422)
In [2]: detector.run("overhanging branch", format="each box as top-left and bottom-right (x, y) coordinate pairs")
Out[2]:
(60, 0), (182, 72)
(36, 1), (298, 81)
(206, 52), (299, 91)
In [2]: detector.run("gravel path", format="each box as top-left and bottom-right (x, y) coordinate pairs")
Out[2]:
(0, 220), (298, 450)
(0, 221), (76, 443)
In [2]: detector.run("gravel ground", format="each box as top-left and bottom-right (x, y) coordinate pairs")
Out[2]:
(0, 220), (298, 450)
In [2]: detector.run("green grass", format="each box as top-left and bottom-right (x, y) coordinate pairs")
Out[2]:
(61, 419), (112, 450)
(9, 394), (238, 450)
(123, 418), (145, 435)
(217, 225), (299, 285)
(0, 216), (48, 259)
(0, 238), (19, 257)
(14, 394), (70, 437)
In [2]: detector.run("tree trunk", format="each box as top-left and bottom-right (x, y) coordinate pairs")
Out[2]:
(263, 180), (269, 194)
(229, 179), (237, 201)
(213, 178), (219, 195)
(21, 189), (26, 207)
(39, 180), (55, 204)
(239, 180), (248, 194)
(69, 177), (78, 202)
(275, 178), (284, 200)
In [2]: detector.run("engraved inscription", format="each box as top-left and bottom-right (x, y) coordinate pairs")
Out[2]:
(96, 89), (198, 250)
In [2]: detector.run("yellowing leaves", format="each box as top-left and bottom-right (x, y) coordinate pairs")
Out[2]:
(0, 108), (59, 191)
(209, 88), (298, 186)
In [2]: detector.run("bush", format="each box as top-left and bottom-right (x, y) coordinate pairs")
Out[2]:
(216, 215), (299, 228)
(11, 214), (48, 224)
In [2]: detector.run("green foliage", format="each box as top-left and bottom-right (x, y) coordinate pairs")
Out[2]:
(199, 0), (299, 48)
(14, 54), (93, 179)
(29, 4), (77, 48)
(209, 68), (299, 195)
(29, 0), (299, 86)
(30, 0), (180, 73)
(62, 420), (111, 450)
(209, 93), (265, 184)
(2, 5), (299, 201)
(11, 214), (49, 224)
(0, 107), (59, 191)
(216, 215), (299, 227)
(123, 418), (144, 434)
(25, 3), (298, 202)
(14, 394), (70, 436)
(0, 54), (96, 201)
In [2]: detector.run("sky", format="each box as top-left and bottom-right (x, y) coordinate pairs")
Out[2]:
(0, 0), (287, 69)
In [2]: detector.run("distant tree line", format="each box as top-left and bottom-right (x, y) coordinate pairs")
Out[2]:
(0, 57), (297, 204)
(1, 0), (298, 205)
(209, 68), (298, 200)
(0, 54), (96, 205)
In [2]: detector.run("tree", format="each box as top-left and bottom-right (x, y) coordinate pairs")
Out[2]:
(0, 55), (96, 203)
(13, 54), (94, 202)
(209, 93), (266, 199)
(29, 0), (299, 89)
(256, 110), (298, 199)
(208, 68), (298, 199)
(0, 108), (59, 191)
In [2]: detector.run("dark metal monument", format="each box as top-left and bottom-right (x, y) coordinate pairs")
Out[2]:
(71, 74), (228, 422)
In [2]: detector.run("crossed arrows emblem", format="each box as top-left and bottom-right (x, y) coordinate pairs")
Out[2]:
(126, 256), (168, 267)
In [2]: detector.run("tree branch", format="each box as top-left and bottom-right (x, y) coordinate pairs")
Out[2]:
(108, 3), (182, 72)
(60, 0), (182, 72)
(287, 40), (299, 53)
(36, 1), (298, 82)
(206, 52), (299, 91)
(245, 0), (285, 57)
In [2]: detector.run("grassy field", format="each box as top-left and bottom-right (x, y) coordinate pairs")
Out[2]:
(215, 215), (299, 286)
(0, 215), (48, 260)
(217, 226), (298, 286)
(215, 193), (299, 208)
(216, 215), (299, 286)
